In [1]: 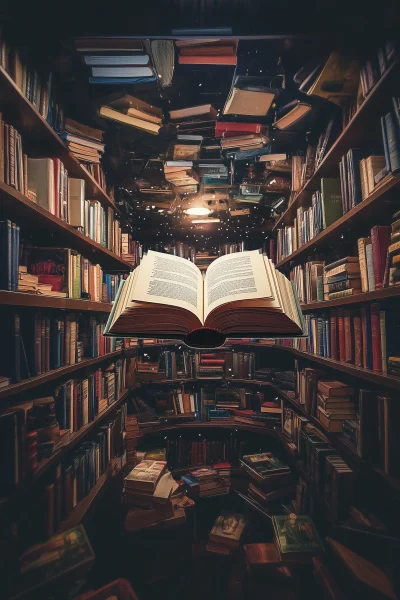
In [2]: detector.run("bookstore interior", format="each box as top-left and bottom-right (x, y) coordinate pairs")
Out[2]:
(1, 2), (400, 599)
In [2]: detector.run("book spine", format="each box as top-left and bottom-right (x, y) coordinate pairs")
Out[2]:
(328, 289), (360, 299)
(365, 244), (376, 291)
(337, 309), (345, 362)
(353, 314), (362, 367)
(385, 112), (400, 172)
(357, 238), (369, 292)
(370, 303), (382, 372)
(344, 309), (353, 363)
(330, 309), (338, 360)
(381, 115), (391, 172)
(380, 310), (387, 375)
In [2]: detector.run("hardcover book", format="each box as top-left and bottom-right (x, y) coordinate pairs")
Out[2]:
(272, 514), (324, 562)
(209, 511), (247, 549)
(103, 250), (305, 347)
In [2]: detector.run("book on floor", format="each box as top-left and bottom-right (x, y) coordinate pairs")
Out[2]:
(103, 250), (305, 347)
(124, 460), (167, 492)
(209, 511), (247, 549)
(272, 514), (324, 562)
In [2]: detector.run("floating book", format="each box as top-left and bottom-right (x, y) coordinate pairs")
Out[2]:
(223, 88), (275, 116)
(273, 100), (312, 130)
(98, 106), (161, 134)
(169, 104), (218, 122)
(104, 249), (305, 347)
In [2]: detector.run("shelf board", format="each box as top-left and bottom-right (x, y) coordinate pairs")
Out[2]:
(0, 390), (130, 520)
(57, 456), (122, 533)
(139, 418), (282, 437)
(0, 290), (112, 312)
(275, 347), (400, 391)
(0, 350), (124, 400)
(0, 66), (118, 214)
(0, 181), (131, 272)
(273, 58), (399, 231)
(136, 377), (275, 386)
(301, 285), (400, 311)
(276, 172), (400, 268)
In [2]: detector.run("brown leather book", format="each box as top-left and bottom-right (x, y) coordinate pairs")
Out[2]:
(343, 309), (353, 363)
(244, 542), (281, 571)
(337, 309), (345, 362)
(353, 313), (362, 367)
(180, 45), (236, 56)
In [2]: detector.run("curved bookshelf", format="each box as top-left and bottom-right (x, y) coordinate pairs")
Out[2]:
(300, 286), (400, 311)
(0, 389), (130, 519)
(276, 171), (400, 268)
(140, 418), (282, 437)
(0, 181), (131, 272)
(0, 290), (113, 312)
(0, 350), (124, 401)
(0, 66), (118, 213)
(273, 57), (399, 231)
(275, 346), (400, 391)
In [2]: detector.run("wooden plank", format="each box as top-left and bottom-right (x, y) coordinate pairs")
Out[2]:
(301, 286), (400, 311)
(0, 291), (112, 312)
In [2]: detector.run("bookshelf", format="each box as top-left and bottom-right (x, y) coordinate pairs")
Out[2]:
(300, 286), (400, 311)
(0, 65), (118, 213)
(0, 388), (130, 520)
(0, 181), (131, 272)
(276, 171), (400, 268)
(273, 58), (399, 231)
(0, 350), (124, 401)
(0, 290), (113, 312)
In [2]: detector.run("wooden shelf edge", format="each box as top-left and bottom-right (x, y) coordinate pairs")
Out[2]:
(135, 378), (275, 385)
(273, 58), (399, 231)
(276, 172), (400, 268)
(0, 351), (124, 400)
(0, 390), (130, 519)
(0, 291), (112, 312)
(0, 181), (131, 272)
(0, 66), (119, 214)
(274, 346), (400, 390)
(300, 285), (400, 311)
(139, 419), (281, 436)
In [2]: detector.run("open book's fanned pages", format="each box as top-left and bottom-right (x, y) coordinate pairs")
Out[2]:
(104, 250), (306, 347)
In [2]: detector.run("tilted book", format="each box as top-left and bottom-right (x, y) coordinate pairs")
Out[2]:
(104, 250), (305, 347)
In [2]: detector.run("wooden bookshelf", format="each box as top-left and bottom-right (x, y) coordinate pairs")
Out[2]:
(0, 290), (112, 312)
(275, 347), (400, 391)
(0, 65), (118, 214)
(57, 456), (122, 533)
(0, 181), (131, 272)
(0, 350), (124, 401)
(0, 389), (130, 519)
(276, 171), (400, 268)
(273, 58), (399, 231)
(300, 286), (400, 311)
(135, 377), (275, 386)
(139, 419), (282, 437)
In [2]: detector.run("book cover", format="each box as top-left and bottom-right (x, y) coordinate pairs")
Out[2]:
(320, 178), (343, 229)
(209, 511), (247, 547)
(272, 514), (324, 561)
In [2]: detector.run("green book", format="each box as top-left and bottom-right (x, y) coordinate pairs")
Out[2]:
(321, 178), (342, 229)
(272, 514), (324, 562)
(316, 275), (324, 301)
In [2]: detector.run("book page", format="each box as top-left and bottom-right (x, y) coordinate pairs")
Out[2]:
(130, 251), (204, 322)
(204, 250), (273, 319)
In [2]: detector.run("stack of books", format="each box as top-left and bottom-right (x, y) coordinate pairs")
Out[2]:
(272, 514), (324, 562)
(98, 94), (162, 135)
(240, 452), (291, 485)
(176, 39), (238, 66)
(74, 38), (155, 84)
(123, 459), (167, 501)
(0, 117), (28, 196)
(182, 466), (230, 498)
(61, 118), (105, 166)
(207, 511), (247, 555)
(324, 455), (354, 521)
(163, 161), (200, 188)
(317, 380), (356, 433)
(324, 257), (361, 300)
(18, 266), (67, 298)
(169, 104), (218, 136)
(220, 133), (269, 151)
(359, 155), (386, 200)
(196, 352), (225, 379)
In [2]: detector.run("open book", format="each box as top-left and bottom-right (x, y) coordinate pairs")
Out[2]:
(104, 250), (305, 347)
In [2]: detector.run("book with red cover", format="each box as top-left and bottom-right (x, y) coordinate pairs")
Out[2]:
(215, 122), (264, 137)
(371, 225), (391, 289)
(370, 303), (382, 372)
(179, 55), (237, 65)
(344, 309), (353, 363)
(337, 309), (345, 362)
(180, 45), (236, 56)
(353, 313), (362, 367)
(200, 359), (225, 365)
(330, 309), (338, 360)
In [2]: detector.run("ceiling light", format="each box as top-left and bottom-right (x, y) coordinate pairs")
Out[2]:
(185, 207), (212, 216)
(192, 218), (220, 224)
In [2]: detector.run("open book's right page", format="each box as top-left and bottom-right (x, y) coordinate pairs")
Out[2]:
(204, 250), (273, 319)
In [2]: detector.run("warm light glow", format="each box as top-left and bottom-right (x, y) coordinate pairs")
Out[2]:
(192, 218), (220, 224)
(184, 207), (212, 216)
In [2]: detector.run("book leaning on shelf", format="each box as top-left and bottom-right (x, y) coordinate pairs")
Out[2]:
(103, 250), (305, 346)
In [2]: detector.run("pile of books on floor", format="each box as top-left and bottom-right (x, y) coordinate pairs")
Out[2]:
(123, 459), (187, 532)
(240, 452), (291, 485)
(182, 466), (231, 498)
(206, 511), (247, 556)
(317, 381), (356, 433)
(74, 38), (155, 84)
(176, 39), (238, 66)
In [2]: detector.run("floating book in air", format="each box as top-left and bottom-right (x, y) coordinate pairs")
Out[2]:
(306, 51), (360, 105)
(103, 250), (305, 347)
(91, 66), (154, 78)
(74, 38), (144, 52)
(98, 106), (161, 134)
(169, 104), (218, 122)
(273, 100), (312, 130)
(223, 88), (275, 116)
(83, 54), (150, 66)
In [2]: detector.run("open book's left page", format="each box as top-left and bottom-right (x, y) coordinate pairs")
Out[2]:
(131, 251), (204, 322)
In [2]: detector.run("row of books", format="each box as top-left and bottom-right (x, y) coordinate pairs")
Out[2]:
(60, 118), (105, 171)
(55, 359), (126, 432)
(0, 311), (123, 383)
(300, 301), (398, 374)
(165, 436), (244, 470)
(0, 39), (64, 133)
